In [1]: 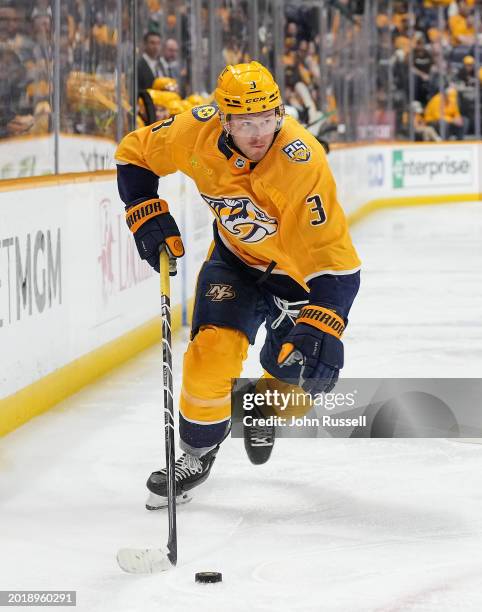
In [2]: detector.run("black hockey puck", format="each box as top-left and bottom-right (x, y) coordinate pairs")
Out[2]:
(195, 571), (222, 584)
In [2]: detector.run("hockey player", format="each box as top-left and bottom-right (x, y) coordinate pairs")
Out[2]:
(115, 62), (361, 509)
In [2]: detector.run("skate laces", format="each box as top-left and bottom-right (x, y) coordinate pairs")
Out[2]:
(173, 453), (203, 480)
(249, 425), (274, 446)
(271, 297), (308, 329)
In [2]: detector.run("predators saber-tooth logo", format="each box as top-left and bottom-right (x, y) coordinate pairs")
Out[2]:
(200, 194), (278, 243)
(206, 284), (236, 302)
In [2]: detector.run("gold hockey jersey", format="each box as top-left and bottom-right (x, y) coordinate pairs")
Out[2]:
(115, 105), (360, 291)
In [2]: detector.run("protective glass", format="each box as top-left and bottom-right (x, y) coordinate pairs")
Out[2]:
(227, 111), (278, 136)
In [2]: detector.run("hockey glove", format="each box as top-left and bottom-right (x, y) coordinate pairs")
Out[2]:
(277, 305), (345, 395)
(125, 198), (184, 275)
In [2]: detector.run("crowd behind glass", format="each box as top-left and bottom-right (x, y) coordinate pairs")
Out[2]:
(2, 0), (482, 178)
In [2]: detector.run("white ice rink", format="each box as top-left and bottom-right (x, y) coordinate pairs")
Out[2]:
(1, 202), (482, 611)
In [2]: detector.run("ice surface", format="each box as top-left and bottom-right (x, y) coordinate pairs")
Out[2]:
(1, 203), (482, 611)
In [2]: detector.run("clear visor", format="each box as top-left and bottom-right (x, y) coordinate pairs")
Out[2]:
(226, 110), (279, 137)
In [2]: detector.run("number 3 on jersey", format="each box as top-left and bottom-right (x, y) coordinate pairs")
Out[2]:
(306, 194), (326, 226)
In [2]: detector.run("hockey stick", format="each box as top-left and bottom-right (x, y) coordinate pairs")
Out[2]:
(117, 248), (177, 573)
(160, 247), (177, 566)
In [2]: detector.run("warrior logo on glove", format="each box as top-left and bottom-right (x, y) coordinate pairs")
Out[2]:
(277, 305), (346, 395)
(200, 194), (278, 243)
(126, 199), (169, 232)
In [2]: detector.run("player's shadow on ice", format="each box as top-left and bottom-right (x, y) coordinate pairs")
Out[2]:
(193, 473), (467, 539)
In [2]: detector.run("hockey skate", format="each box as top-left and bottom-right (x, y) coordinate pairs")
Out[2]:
(244, 405), (275, 465)
(145, 446), (219, 510)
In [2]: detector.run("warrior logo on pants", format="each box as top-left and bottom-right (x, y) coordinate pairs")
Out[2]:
(205, 283), (236, 302)
(200, 193), (278, 243)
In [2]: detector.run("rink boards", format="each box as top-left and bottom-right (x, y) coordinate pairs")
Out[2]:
(0, 170), (212, 435)
(1, 141), (481, 436)
(330, 140), (482, 222)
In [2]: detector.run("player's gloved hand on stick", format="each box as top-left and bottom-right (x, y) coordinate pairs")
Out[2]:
(125, 198), (184, 276)
(277, 304), (345, 395)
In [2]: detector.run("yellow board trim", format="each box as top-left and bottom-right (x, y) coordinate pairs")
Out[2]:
(0, 170), (116, 193)
(1, 187), (481, 437)
(347, 192), (482, 227)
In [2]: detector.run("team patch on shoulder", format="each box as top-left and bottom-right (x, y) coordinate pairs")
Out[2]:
(282, 139), (311, 163)
(192, 104), (218, 122)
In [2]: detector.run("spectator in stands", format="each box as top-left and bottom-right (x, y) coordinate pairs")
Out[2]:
(449, 1), (475, 46)
(138, 31), (162, 90)
(0, 4), (33, 63)
(139, 2), (162, 30)
(411, 100), (442, 141)
(228, 4), (248, 42)
(393, 48), (409, 100)
(295, 40), (313, 86)
(92, 9), (117, 49)
(27, 11), (53, 103)
(376, 23), (393, 91)
(412, 35), (433, 105)
(31, 0), (52, 20)
(427, 43), (449, 98)
(306, 40), (320, 82)
(285, 21), (298, 51)
(159, 38), (180, 81)
(222, 36), (244, 66)
(0, 48), (33, 138)
(159, 38), (186, 95)
(258, 22), (274, 68)
(164, 13), (177, 40)
(283, 46), (302, 90)
(393, 14), (411, 55)
(418, 0), (446, 31)
(456, 54), (476, 86)
(392, 1), (409, 29)
(455, 56), (480, 134)
(0, 5), (17, 50)
(424, 85), (467, 139)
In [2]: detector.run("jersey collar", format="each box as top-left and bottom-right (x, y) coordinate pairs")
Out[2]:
(217, 132), (255, 175)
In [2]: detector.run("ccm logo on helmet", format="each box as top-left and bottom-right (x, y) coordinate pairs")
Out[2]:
(245, 97), (267, 103)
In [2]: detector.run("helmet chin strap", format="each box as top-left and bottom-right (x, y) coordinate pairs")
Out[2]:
(275, 104), (286, 130)
(225, 132), (253, 161)
(218, 119), (247, 159)
(219, 111), (229, 134)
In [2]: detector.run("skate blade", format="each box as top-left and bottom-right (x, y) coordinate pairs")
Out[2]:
(145, 491), (192, 510)
(117, 547), (172, 573)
